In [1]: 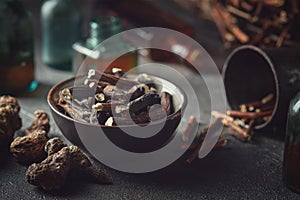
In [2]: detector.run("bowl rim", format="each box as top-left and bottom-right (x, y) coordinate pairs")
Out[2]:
(47, 75), (187, 128)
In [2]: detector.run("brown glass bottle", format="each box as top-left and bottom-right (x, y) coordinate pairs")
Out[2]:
(283, 92), (300, 193)
(0, 0), (37, 95)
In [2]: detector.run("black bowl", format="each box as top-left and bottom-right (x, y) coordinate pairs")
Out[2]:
(47, 75), (186, 153)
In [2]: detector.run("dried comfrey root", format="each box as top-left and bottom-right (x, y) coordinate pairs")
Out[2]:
(10, 130), (48, 164)
(68, 146), (111, 184)
(26, 138), (111, 191)
(0, 96), (22, 151)
(44, 137), (67, 156)
(10, 109), (52, 164)
(184, 93), (274, 163)
(25, 110), (50, 136)
(181, 116), (228, 164)
(160, 92), (173, 116)
(0, 95), (21, 114)
(26, 146), (72, 191)
(58, 69), (175, 126)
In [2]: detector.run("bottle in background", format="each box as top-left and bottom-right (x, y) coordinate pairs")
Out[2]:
(41, 0), (84, 71)
(283, 91), (300, 193)
(0, 0), (37, 95)
(72, 16), (137, 74)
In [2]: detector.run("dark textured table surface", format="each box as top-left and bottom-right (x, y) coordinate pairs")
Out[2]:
(1, 1), (299, 199)
(1, 96), (299, 199)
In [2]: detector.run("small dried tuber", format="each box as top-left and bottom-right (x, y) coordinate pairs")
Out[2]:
(0, 95), (20, 114)
(25, 110), (50, 136)
(44, 137), (67, 156)
(26, 146), (72, 191)
(26, 143), (111, 191)
(10, 130), (48, 164)
(68, 146), (111, 184)
(0, 96), (22, 151)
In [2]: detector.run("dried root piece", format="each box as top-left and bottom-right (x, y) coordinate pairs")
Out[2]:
(126, 84), (149, 101)
(105, 106), (167, 126)
(0, 96), (22, 151)
(0, 108), (16, 142)
(105, 117), (134, 126)
(26, 143), (111, 191)
(95, 92), (106, 103)
(69, 146), (111, 184)
(102, 84), (148, 103)
(182, 116), (197, 142)
(183, 116), (227, 164)
(0, 95), (20, 114)
(45, 137), (67, 156)
(88, 69), (138, 89)
(25, 110), (50, 136)
(111, 67), (124, 78)
(57, 100), (87, 123)
(183, 93), (275, 163)
(45, 138), (109, 184)
(26, 147), (72, 191)
(134, 73), (155, 87)
(0, 96), (22, 133)
(160, 92), (173, 116)
(92, 102), (123, 113)
(10, 130), (48, 164)
(10, 109), (52, 164)
(128, 93), (160, 114)
(209, 93), (274, 142)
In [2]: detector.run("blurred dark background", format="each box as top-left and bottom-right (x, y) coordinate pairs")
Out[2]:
(22, 0), (226, 73)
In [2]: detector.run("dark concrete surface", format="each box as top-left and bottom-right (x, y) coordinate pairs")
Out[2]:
(1, 106), (298, 199)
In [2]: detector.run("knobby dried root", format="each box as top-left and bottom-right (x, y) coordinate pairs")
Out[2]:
(26, 138), (111, 191)
(68, 146), (111, 184)
(26, 146), (72, 191)
(0, 96), (112, 193)
(25, 110), (50, 136)
(10, 130), (48, 164)
(10, 109), (52, 164)
(0, 96), (22, 151)
(0, 95), (20, 114)
(45, 137), (67, 156)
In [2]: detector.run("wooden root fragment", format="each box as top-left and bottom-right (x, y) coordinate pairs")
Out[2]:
(160, 92), (173, 116)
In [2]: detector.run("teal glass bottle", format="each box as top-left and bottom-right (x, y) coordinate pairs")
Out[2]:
(72, 16), (137, 74)
(283, 92), (300, 193)
(0, 0), (37, 94)
(41, 0), (84, 71)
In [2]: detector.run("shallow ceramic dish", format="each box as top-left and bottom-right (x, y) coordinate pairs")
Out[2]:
(47, 75), (186, 153)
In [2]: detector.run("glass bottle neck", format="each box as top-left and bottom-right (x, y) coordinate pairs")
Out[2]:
(86, 16), (122, 49)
